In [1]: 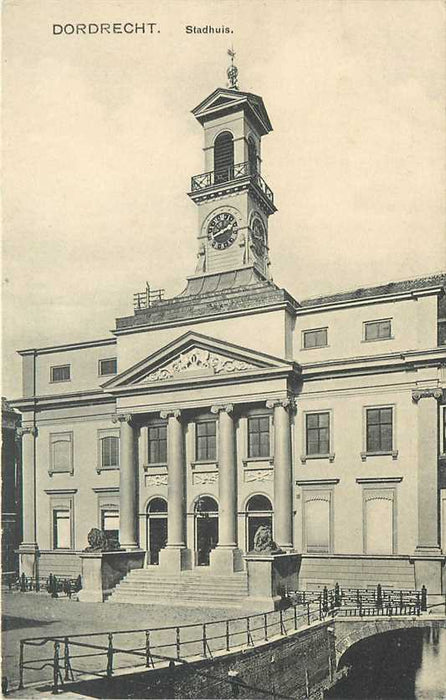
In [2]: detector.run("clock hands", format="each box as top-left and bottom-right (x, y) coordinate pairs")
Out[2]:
(211, 222), (234, 240)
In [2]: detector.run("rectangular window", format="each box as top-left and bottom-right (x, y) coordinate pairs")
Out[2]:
(248, 416), (270, 458)
(148, 425), (167, 464)
(366, 407), (393, 452)
(101, 509), (119, 541)
(101, 436), (119, 468)
(50, 365), (70, 382)
(99, 358), (117, 376)
(364, 319), (392, 341)
(196, 421), (217, 461)
(306, 413), (330, 455)
(50, 432), (73, 474)
(303, 328), (328, 349)
(53, 509), (71, 549)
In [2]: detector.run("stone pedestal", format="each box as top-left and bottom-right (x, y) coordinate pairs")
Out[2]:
(158, 547), (192, 573)
(78, 550), (145, 602)
(244, 552), (301, 611)
(210, 546), (243, 574)
(18, 543), (39, 578)
(413, 555), (444, 595)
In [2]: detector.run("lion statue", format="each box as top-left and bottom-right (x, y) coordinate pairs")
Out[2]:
(84, 528), (120, 552)
(252, 525), (282, 554)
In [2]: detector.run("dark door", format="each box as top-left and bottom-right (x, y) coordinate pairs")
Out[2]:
(196, 517), (218, 566)
(149, 517), (167, 565)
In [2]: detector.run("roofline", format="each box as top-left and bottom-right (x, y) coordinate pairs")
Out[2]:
(18, 337), (117, 356)
(297, 284), (445, 315)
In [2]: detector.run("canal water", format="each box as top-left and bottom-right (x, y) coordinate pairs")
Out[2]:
(326, 627), (446, 699)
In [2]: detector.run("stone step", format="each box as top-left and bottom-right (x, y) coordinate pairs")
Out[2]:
(114, 581), (248, 594)
(108, 592), (245, 608)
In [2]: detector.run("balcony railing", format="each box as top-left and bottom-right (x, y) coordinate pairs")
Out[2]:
(191, 161), (274, 206)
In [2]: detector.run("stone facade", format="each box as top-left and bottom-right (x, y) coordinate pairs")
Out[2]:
(10, 80), (446, 597)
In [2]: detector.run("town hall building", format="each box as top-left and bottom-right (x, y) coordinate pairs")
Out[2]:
(11, 61), (446, 605)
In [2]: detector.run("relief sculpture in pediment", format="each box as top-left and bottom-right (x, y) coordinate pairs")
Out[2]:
(145, 348), (255, 382)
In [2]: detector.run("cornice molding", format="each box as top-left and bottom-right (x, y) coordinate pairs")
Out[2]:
(18, 337), (116, 356)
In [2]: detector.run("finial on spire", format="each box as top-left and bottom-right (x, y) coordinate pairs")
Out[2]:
(227, 47), (239, 90)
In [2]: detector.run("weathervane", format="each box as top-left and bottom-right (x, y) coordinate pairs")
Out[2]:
(227, 47), (239, 90)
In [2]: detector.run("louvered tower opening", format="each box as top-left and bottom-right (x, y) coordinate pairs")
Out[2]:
(248, 136), (258, 175)
(214, 131), (234, 184)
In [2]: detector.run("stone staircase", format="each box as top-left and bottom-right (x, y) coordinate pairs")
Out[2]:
(107, 567), (249, 608)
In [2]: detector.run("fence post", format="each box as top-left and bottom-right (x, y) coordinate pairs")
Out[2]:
(294, 604), (298, 631)
(246, 617), (254, 646)
(202, 624), (207, 657)
(52, 641), (61, 694)
(322, 587), (328, 613)
(63, 637), (72, 682)
(264, 613), (268, 641)
(421, 585), (427, 612)
(145, 631), (154, 668)
(318, 594), (322, 620)
(106, 633), (114, 678)
(176, 627), (181, 660)
(334, 582), (341, 608)
(306, 602), (311, 626)
(20, 573), (26, 592)
(18, 641), (24, 690)
(226, 620), (230, 651)
(377, 584), (383, 609)
(35, 576), (40, 593)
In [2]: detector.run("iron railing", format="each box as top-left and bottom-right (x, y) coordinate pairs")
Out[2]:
(3, 572), (82, 597)
(18, 600), (326, 693)
(190, 161), (274, 205)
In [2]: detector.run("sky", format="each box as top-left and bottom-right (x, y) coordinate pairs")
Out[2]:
(2, 0), (445, 399)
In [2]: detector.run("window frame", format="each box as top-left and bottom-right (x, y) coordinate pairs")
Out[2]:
(49, 431), (74, 476)
(46, 490), (76, 551)
(50, 364), (71, 383)
(195, 419), (217, 463)
(96, 429), (120, 473)
(441, 405), (446, 457)
(147, 423), (168, 466)
(301, 410), (335, 463)
(247, 415), (271, 459)
(362, 405), (397, 460)
(302, 327), (328, 350)
(100, 507), (120, 540)
(98, 357), (117, 376)
(363, 318), (393, 342)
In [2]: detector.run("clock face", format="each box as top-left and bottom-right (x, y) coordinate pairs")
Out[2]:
(251, 219), (266, 257)
(207, 212), (238, 250)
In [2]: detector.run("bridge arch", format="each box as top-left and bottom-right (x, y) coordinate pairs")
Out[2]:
(335, 618), (442, 668)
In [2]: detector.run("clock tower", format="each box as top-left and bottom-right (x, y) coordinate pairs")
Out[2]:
(187, 54), (276, 285)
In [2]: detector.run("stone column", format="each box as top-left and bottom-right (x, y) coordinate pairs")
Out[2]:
(158, 409), (191, 571)
(112, 414), (139, 550)
(412, 388), (442, 593)
(210, 404), (243, 573)
(267, 398), (295, 551)
(17, 426), (38, 576)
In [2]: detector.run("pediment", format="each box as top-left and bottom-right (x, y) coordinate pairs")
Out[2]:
(102, 331), (294, 390)
(192, 89), (272, 136)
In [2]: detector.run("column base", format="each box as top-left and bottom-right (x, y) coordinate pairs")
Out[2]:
(158, 547), (192, 573)
(413, 549), (444, 594)
(210, 547), (244, 574)
(18, 543), (39, 578)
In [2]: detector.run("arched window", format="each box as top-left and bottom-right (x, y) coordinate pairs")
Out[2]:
(248, 136), (257, 175)
(194, 496), (218, 566)
(214, 131), (234, 184)
(246, 494), (273, 551)
(146, 497), (168, 564)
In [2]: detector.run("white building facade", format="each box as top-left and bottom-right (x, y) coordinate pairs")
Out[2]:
(12, 79), (446, 597)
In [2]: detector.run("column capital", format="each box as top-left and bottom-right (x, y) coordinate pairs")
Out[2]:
(16, 426), (38, 439)
(112, 413), (134, 425)
(266, 397), (296, 412)
(160, 409), (182, 420)
(210, 403), (234, 415)
(412, 388), (443, 403)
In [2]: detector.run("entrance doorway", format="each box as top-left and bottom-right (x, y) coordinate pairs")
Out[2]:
(246, 494), (273, 551)
(146, 497), (167, 565)
(194, 496), (218, 566)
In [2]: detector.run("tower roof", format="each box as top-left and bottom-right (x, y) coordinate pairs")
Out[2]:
(192, 88), (273, 136)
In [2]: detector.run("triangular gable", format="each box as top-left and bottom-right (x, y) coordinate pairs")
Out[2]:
(102, 331), (294, 389)
(192, 88), (273, 136)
